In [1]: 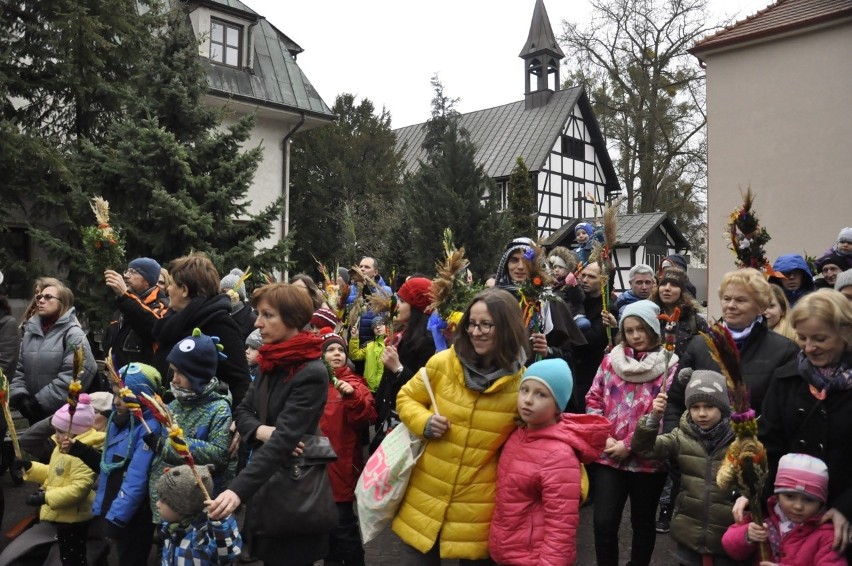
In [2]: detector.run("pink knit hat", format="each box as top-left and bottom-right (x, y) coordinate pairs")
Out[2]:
(774, 453), (829, 503)
(51, 393), (95, 435)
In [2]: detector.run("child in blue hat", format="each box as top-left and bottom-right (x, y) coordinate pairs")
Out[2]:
(489, 359), (610, 565)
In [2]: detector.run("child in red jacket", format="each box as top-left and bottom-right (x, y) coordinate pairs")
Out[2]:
(489, 358), (609, 566)
(319, 328), (377, 566)
(722, 453), (845, 566)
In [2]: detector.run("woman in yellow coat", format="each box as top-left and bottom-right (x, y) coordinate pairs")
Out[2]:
(393, 288), (530, 564)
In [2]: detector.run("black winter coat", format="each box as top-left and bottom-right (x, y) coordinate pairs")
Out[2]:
(759, 354), (852, 522)
(152, 294), (250, 407)
(231, 357), (330, 564)
(664, 322), (798, 432)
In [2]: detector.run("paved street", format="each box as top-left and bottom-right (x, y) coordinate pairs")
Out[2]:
(0, 466), (676, 565)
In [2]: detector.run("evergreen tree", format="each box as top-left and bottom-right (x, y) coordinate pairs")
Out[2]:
(74, 6), (287, 327)
(507, 156), (537, 238)
(289, 93), (405, 274)
(404, 76), (511, 279)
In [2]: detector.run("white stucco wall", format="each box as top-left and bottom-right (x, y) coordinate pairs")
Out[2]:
(702, 21), (852, 315)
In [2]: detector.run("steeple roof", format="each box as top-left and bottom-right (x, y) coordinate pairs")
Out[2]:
(519, 0), (565, 58)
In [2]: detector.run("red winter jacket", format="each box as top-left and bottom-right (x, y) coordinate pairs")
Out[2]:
(320, 365), (377, 502)
(722, 497), (846, 566)
(488, 413), (610, 566)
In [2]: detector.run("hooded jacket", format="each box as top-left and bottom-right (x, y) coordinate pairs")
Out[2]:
(633, 412), (736, 556)
(769, 254), (815, 306)
(722, 497), (845, 566)
(11, 307), (97, 413)
(489, 413), (610, 566)
(24, 428), (106, 524)
(392, 347), (524, 559)
(320, 365), (376, 502)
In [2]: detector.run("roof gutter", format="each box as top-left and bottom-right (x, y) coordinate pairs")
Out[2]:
(281, 112), (306, 282)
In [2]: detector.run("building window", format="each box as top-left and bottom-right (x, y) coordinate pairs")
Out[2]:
(561, 135), (585, 161)
(210, 19), (242, 67)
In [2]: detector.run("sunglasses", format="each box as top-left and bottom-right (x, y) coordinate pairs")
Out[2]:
(36, 293), (59, 302)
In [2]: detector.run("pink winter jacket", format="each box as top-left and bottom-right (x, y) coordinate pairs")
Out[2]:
(721, 497), (846, 566)
(585, 345), (675, 473)
(488, 413), (610, 566)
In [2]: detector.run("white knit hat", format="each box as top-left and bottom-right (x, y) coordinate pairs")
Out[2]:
(775, 453), (829, 503)
(835, 269), (852, 292)
(619, 300), (661, 340)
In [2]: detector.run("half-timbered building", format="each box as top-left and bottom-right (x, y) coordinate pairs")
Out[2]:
(394, 0), (621, 239)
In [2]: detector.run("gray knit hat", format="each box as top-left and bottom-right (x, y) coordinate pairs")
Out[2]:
(619, 300), (662, 340)
(220, 268), (247, 301)
(157, 464), (214, 519)
(245, 328), (263, 349)
(684, 369), (731, 416)
(835, 269), (852, 292)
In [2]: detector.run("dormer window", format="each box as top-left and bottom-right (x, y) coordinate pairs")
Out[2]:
(210, 19), (242, 67)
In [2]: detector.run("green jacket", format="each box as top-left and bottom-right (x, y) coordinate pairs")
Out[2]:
(348, 335), (385, 391)
(633, 412), (736, 556)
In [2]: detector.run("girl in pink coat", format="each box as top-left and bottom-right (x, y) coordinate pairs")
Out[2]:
(722, 453), (846, 566)
(489, 358), (609, 566)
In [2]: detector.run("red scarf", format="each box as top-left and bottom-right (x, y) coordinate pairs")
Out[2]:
(257, 331), (323, 378)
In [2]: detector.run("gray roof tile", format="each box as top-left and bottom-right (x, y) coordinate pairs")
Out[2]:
(395, 87), (583, 179)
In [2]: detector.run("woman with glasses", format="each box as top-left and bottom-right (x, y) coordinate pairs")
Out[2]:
(370, 277), (436, 452)
(392, 288), (530, 564)
(10, 278), (96, 424)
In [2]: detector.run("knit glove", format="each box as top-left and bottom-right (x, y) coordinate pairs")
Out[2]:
(26, 492), (45, 506)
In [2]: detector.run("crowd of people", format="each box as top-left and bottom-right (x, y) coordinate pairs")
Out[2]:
(0, 223), (849, 566)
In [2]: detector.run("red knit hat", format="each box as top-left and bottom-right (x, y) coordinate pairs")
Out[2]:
(310, 307), (339, 329)
(319, 327), (346, 353)
(398, 277), (432, 313)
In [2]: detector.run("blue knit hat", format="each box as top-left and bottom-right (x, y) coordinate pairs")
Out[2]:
(167, 328), (226, 393)
(620, 299), (662, 340)
(522, 359), (573, 412)
(120, 363), (162, 399)
(128, 257), (161, 288)
(574, 222), (594, 238)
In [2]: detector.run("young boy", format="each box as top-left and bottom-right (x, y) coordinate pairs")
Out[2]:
(319, 329), (376, 566)
(18, 394), (104, 566)
(722, 453), (844, 566)
(156, 464), (242, 565)
(245, 328), (261, 382)
(146, 328), (233, 524)
(547, 246), (589, 330)
(348, 315), (387, 392)
(572, 222), (596, 265)
(489, 359), (609, 566)
(633, 369), (740, 566)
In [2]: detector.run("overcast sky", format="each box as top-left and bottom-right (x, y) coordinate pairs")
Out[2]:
(253, 0), (771, 128)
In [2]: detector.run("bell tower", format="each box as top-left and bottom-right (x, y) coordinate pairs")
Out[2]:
(519, 0), (565, 110)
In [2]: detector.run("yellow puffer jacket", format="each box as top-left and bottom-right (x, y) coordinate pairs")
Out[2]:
(24, 428), (105, 524)
(392, 348), (523, 559)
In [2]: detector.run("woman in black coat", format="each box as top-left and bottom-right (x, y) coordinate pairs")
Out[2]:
(756, 289), (852, 557)
(208, 283), (333, 565)
(151, 253), (249, 407)
(664, 268), (799, 432)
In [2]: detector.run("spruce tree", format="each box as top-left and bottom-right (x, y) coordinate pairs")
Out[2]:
(403, 77), (511, 279)
(76, 5), (287, 312)
(507, 156), (537, 238)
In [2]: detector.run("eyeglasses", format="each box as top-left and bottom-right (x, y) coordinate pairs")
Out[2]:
(35, 293), (59, 302)
(466, 321), (495, 335)
(124, 267), (140, 276)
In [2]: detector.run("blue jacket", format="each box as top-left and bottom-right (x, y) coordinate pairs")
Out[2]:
(160, 513), (242, 565)
(345, 275), (392, 305)
(615, 290), (644, 317)
(93, 411), (162, 528)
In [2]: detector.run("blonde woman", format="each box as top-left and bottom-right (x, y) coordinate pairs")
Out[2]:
(764, 283), (796, 340)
